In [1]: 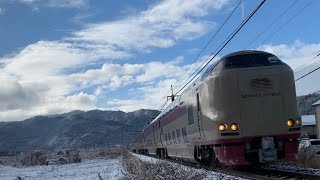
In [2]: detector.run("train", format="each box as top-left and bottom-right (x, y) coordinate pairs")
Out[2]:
(130, 50), (301, 166)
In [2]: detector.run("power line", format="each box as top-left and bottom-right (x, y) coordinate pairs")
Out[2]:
(154, 0), (243, 111)
(159, 99), (169, 111)
(257, 0), (313, 48)
(295, 56), (320, 81)
(172, 0), (243, 88)
(294, 52), (320, 74)
(174, 0), (267, 96)
(245, 0), (298, 49)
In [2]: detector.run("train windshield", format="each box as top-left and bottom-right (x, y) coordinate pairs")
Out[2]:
(215, 53), (284, 70)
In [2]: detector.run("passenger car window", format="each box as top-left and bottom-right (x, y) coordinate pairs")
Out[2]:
(168, 133), (172, 144)
(165, 134), (168, 145)
(172, 131), (176, 144)
(182, 127), (189, 143)
(187, 106), (194, 125)
(176, 129), (181, 144)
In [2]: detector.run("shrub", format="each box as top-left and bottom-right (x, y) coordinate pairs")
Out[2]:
(121, 151), (205, 180)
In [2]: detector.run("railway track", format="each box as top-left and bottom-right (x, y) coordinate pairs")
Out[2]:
(134, 153), (320, 180)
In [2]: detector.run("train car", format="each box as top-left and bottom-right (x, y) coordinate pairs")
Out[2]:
(131, 50), (301, 166)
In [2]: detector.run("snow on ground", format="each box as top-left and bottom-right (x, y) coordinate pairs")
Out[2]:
(0, 158), (123, 180)
(133, 154), (247, 180)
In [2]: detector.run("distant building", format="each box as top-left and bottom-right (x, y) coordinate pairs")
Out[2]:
(312, 100), (320, 139)
(301, 115), (317, 138)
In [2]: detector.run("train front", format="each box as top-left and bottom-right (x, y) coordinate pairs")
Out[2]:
(204, 51), (301, 166)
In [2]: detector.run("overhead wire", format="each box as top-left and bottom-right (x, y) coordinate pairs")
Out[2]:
(295, 55), (320, 81)
(257, 0), (313, 48)
(294, 52), (320, 74)
(174, 0), (267, 97)
(154, 0), (244, 111)
(172, 0), (243, 88)
(245, 0), (298, 49)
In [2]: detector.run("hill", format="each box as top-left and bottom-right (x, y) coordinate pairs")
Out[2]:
(297, 93), (320, 115)
(0, 109), (159, 153)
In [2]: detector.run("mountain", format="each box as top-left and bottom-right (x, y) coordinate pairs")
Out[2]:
(0, 109), (159, 153)
(297, 93), (320, 115)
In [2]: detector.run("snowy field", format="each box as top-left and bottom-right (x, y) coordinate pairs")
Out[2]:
(132, 153), (247, 180)
(2, 152), (319, 180)
(0, 158), (123, 180)
(0, 153), (246, 180)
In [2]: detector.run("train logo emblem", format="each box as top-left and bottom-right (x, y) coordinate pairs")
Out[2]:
(249, 77), (273, 92)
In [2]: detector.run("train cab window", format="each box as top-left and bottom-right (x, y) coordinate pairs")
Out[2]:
(168, 133), (172, 144)
(165, 134), (168, 145)
(172, 131), (177, 144)
(182, 127), (189, 143)
(188, 106), (194, 125)
(212, 60), (225, 71)
(176, 129), (181, 144)
(212, 53), (284, 72)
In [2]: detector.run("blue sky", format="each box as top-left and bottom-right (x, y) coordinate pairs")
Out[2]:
(0, 0), (320, 121)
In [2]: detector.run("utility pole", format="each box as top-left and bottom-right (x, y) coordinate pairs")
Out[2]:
(241, 0), (245, 21)
(167, 85), (175, 102)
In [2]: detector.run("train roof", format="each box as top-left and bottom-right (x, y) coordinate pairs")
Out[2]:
(220, 50), (274, 60)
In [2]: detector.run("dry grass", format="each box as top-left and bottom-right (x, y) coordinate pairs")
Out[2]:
(285, 148), (320, 169)
(120, 151), (205, 180)
(79, 147), (121, 160)
(0, 150), (82, 167)
(301, 154), (320, 169)
(0, 147), (123, 167)
(296, 148), (314, 167)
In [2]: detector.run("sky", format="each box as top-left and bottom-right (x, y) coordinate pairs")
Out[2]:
(0, 0), (320, 121)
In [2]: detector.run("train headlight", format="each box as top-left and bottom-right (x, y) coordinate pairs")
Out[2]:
(296, 119), (302, 126)
(287, 119), (294, 127)
(230, 123), (239, 131)
(218, 124), (228, 131)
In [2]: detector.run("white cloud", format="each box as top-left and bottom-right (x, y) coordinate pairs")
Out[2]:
(259, 41), (320, 95)
(17, 0), (38, 3)
(48, 0), (88, 8)
(0, 0), (230, 121)
(106, 78), (180, 112)
(103, 56), (214, 112)
(2, 41), (129, 78)
(13, 0), (89, 8)
(72, 0), (229, 51)
(259, 41), (320, 69)
(0, 73), (40, 110)
(0, 92), (97, 121)
(68, 57), (188, 91)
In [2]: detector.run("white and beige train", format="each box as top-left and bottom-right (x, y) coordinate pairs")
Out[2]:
(130, 50), (301, 166)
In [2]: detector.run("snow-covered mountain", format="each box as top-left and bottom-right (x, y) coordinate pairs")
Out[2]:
(0, 109), (159, 153)
(297, 93), (320, 115)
